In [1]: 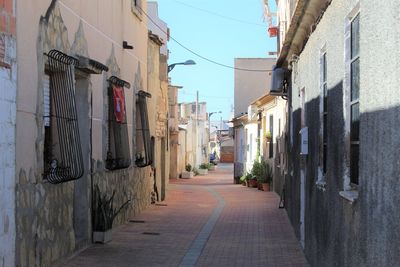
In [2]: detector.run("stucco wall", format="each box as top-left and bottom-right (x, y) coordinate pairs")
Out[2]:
(0, 0), (16, 265)
(358, 0), (400, 266)
(15, 1), (152, 266)
(234, 58), (275, 117)
(285, 0), (400, 266)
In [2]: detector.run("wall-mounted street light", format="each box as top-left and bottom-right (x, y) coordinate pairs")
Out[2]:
(168, 60), (196, 73)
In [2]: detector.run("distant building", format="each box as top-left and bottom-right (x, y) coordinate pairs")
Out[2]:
(178, 102), (208, 170)
(234, 58), (275, 117)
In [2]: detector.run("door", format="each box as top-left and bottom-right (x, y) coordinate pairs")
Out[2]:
(299, 87), (306, 248)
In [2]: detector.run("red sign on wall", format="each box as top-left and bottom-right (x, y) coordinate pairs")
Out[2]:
(0, 36), (5, 62)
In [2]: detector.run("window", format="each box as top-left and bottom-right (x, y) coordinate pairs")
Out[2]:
(105, 76), (131, 170)
(269, 115), (274, 158)
(249, 133), (253, 161)
(350, 14), (360, 185)
(135, 90), (153, 167)
(43, 50), (84, 184)
(132, 0), (143, 18)
(321, 51), (328, 175)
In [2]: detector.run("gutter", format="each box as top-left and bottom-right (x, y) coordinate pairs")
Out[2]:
(277, 0), (331, 68)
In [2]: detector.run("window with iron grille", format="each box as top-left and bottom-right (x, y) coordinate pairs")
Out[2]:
(43, 50), (84, 184)
(105, 76), (131, 170)
(135, 90), (152, 167)
(350, 14), (360, 185)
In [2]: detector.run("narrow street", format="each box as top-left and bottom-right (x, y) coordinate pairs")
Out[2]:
(63, 164), (308, 267)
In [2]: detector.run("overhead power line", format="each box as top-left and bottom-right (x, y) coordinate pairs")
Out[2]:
(139, 6), (274, 72)
(172, 0), (265, 27)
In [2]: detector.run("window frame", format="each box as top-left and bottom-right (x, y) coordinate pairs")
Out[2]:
(340, 3), (360, 202)
(317, 46), (328, 188)
(131, 0), (143, 20)
(349, 13), (360, 185)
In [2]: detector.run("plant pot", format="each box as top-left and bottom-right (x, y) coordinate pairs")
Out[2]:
(262, 183), (270, 192)
(93, 229), (112, 243)
(257, 182), (263, 190)
(249, 179), (258, 188)
(198, 169), (208, 175)
(181, 171), (194, 179)
(209, 165), (216, 171)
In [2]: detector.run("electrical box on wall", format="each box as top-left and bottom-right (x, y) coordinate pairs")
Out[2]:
(299, 127), (308, 155)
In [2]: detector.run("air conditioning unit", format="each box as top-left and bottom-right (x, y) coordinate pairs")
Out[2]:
(270, 67), (288, 96)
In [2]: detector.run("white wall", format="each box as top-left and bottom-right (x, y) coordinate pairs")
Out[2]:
(234, 58), (275, 117)
(245, 122), (258, 172)
(147, 1), (168, 56)
(0, 35), (16, 267)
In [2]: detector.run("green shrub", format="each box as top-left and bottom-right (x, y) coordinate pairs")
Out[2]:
(251, 160), (273, 183)
(185, 164), (192, 172)
(199, 163), (208, 169)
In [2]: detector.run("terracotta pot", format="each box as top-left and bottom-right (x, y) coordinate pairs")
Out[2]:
(262, 183), (270, 192)
(249, 179), (258, 188)
(257, 182), (263, 190)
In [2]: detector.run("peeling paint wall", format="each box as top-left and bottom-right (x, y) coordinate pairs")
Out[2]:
(15, 0), (151, 266)
(0, 0), (17, 265)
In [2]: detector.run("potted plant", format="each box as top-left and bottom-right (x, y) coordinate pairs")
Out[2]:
(245, 172), (253, 187)
(181, 164), (194, 179)
(92, 185), (131, 243)
(262, 162), (273, 191)
(198, 163), (209, 175)
(207, 163), (216, 171)
(254, 161), (272, 192)
(251, 160), (263, 189)
(265, 131), (272, 142)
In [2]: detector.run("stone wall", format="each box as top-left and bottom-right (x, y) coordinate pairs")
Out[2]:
(0, 0), (16, 265)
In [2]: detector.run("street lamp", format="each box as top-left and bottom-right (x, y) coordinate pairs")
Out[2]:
(168, 60), (196, 73)
(208, 111), (221, 160)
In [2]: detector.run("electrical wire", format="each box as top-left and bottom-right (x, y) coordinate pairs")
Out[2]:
(180, 91), (233, 100)
(171, 0), (265, 27)
(139, 6), (274, 72)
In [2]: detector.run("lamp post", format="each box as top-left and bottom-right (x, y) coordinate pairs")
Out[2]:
(208, 111), (221, 160)
(168, 60), (196, 73)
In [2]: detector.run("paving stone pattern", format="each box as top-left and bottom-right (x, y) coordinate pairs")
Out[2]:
(63, 164), (308, 267)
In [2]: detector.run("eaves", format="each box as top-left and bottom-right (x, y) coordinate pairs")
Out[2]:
(277, 0), (332, 68)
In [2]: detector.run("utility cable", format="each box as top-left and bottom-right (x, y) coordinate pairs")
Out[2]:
(171, 0), (265, 27)
(139, 6), (274, 72)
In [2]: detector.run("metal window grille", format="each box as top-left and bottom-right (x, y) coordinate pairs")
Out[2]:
(135, 90), (152, 167)
(43, 49), (84, 184)
(105, 76), (131, 170)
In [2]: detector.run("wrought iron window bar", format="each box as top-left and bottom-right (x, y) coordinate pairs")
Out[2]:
(43, 49), (84, 184)
(105, 76), (131, 170)
(135, 90), (152, 168)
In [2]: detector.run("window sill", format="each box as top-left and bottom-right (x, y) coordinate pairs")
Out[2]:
(339, 190), (358, 203)
(315, 180), (327, 191)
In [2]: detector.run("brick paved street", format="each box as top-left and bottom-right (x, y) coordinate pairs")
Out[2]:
(62, 164), (308, 267)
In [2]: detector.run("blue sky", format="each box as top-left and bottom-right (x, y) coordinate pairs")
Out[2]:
(155, 0), (277, 120)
